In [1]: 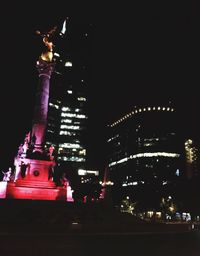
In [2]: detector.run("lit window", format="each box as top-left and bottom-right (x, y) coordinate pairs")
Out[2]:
(54, 52), (60, 57)
(49, 102), (59, 109)
(58, 156), (85, 162)
(61, 119), (72, 123)
(60, 131), (76, 136)
(77, 97), (86, 101)
(47, 129), (54, 133)
(61, 107), (71, 111)
(65, 61), (72, 67)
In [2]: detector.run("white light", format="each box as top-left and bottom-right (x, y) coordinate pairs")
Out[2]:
(61, 19), (67, 35)
(61, 107), (71, 111)
(49, 103), (59, 109)
(78, 169), (99, 176)
(54, 52), (60, 57)
(59, 143), (81, 149)
(77, 97), (86, 101)
(109, 152), (180, 167)
(61, 119), (72, 123)
(65, 61), (72, 67)
(176, 169), (180, 176)
(60, 125), (80, 130)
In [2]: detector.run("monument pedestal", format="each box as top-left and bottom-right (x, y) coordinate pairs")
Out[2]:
(6, 157), (66, 200)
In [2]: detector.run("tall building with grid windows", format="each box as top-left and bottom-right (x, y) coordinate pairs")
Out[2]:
(107, 103), (183, 207)
(44, 21), (93, 182)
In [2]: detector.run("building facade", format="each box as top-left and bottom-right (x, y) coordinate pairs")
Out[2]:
(44, 21), (93, 186)
(107, 104), (183, 209)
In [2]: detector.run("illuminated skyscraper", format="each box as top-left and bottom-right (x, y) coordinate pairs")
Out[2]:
(44, 21), (92, 180)
(107, 103), (183, 207)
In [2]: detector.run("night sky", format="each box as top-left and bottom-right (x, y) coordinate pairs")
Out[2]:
(0, 3), (199, 170)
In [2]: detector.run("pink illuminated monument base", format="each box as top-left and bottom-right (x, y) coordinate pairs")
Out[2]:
(4, 157), (66, 200)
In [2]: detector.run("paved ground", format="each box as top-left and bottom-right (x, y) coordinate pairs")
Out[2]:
(0, 231), (200, 256)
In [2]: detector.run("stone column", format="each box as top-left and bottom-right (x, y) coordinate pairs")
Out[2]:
(31, 58), (55, 153)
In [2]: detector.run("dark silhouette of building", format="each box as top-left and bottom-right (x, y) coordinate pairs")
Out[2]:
(107, 102), (184, 209)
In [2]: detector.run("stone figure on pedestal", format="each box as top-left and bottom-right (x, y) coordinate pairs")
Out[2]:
(2, 168), (12, 182)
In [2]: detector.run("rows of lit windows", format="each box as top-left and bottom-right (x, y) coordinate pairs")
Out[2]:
(58, 143), (82, 149)
(57, 156), (86, 162)
(58, 147), (86, 155)
(110, 106), (174, 127)
(60, 125), (80, 130)
(121, 181), (169, 187)
(61, 113), (86, 118)
(109, 152), (180, 167)
(122, 181), (139, 186)
(59, 131), (77, 136)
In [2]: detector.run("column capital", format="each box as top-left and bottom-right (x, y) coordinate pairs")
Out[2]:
(36, 58), (55, 78)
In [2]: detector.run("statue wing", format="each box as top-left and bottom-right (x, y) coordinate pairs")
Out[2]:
(48, 26), (57, 36)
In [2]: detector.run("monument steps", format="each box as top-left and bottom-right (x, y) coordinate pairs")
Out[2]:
(14, 180), (56, 189)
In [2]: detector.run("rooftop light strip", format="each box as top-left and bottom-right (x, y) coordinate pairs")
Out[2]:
(109, 152), (180, 167)
(109, 106), (174, 127)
